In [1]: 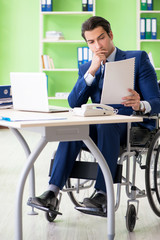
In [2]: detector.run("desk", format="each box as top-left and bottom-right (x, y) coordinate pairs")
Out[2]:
(0, 109), (142, 240)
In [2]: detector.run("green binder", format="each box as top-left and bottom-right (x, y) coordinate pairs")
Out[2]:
(145, 18), (152, 39)
(141, 0), (147, 10)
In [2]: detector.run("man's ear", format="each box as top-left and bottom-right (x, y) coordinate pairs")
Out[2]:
(108, 31), (113, 40)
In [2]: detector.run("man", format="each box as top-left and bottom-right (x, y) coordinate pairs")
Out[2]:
(28, 16), (160, 212)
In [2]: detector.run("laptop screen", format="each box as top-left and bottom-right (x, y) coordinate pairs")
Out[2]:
(10, 72), (50, 112)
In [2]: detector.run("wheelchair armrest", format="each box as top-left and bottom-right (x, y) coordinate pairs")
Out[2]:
(132, 111), (159, 119)
(132, 111), (159, 129)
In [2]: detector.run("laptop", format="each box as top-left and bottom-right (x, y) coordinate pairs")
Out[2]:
(10, 72), (69, 113)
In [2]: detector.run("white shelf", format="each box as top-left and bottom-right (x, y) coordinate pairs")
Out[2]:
(42, 39), (85, 43)
(40, 0), (96, 76)
(43, 68), (78, 72)
(41, 11), (94, 15)
(140, 10), (160, 13)
(140, 39), (160, 42)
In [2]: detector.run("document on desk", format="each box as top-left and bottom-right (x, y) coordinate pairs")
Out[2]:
(101, 58), (135, 104)
(0, 111), (67, 122)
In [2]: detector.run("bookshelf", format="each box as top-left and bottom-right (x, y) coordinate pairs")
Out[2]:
(40, 0), (96, 101)
(137, 0), (160, 79)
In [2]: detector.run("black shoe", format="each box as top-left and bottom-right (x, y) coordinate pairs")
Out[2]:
(27, 191), (57, 210)
(83, 192), (107, 209)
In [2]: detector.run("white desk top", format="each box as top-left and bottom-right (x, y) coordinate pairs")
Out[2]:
(0, 109), (143, 129)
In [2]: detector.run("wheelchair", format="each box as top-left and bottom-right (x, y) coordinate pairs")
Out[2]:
(33, 114), (160, 232)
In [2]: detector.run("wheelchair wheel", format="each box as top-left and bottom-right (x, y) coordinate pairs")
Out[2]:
(145, 130), (160, 217)
(45, 211), (57, 222)
(65, 149), (96, 207)
(126, 204), (137, 232)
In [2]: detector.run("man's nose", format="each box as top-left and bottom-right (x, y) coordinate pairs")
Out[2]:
(95, 41), (102, 49)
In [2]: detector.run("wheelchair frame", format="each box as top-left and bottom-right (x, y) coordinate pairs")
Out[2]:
(45, 115), (160, 232)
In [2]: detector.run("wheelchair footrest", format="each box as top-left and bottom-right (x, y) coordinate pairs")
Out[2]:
(27, 201), (62, 216)
(75, 206), (107, 217)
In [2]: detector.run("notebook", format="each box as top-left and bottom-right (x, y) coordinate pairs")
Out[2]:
(101, 58), (135, 104)
(10, 72), (69, 113)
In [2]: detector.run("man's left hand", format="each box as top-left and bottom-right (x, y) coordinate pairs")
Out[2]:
(121, 88), (141, 111)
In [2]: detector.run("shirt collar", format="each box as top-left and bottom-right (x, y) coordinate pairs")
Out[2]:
(107, 47), (117, 62)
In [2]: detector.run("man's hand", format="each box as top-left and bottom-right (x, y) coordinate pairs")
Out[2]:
(88, 49), (108, 77)
(121, 88), (142, 111)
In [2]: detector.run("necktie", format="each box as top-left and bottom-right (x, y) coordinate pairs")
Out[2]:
(99, 60), (108, 89)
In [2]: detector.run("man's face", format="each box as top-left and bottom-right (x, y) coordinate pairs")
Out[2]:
(84, 26), (115, 58)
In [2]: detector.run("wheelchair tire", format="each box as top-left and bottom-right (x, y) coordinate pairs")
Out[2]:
(45, 211), (57, 222)
(126, 204), (136, 232)
(145, 130), (160, 217)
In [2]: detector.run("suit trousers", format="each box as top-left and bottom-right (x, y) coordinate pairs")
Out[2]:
(49, 122), (127, 192)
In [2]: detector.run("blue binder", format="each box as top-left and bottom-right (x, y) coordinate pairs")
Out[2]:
(41, 0), (47, 11)
(147, 0), (153, 10)
(82, 47), (89, 64)
(151, 18), (157, 39)
(0, 85), (11, 99)
(46, 0), (53, 11)
(88, 0), (93, 11)
(140, 18), (146, 39)
(0, 85), (12, 107)
(77, 47), (83, 68)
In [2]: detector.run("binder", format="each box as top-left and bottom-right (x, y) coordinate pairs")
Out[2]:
(141, 0), (147, 10)
(140, 18), (146, 39)
(83, 47), (88, 64)
(82, 0), (88, 11)
(43, 55), (49, 69)
(78, 47), (83, 67)
(88, 0), (93, 11)
(151, 18), (157, 39)
(146, 18), (152, 39)
(0, 85), (12, 99)
(41, 55), (45, 69)
(50, 57), (55, 69)
(147, 0), (153, 10)
(88, 49), (93, 61)
(46, 0), (52, 11)
(0, 85), (12, 108)
(41, 0), (47, 11)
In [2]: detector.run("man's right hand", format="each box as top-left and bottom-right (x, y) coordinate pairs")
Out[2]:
(88, 49), (108, 77)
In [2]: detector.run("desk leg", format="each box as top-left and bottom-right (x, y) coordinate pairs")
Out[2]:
(83, 137), (115, 240)
(10, 128), (36, 197)
(10, 128), (37, 215)
(14, 136), (47, 240)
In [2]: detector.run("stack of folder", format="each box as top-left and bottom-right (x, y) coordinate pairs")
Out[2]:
(141, 0), (153, 10)
(140, 18), (157, 39)
(0, 85), (12, 109)
(41, 0), (53, 12)
(82, 0), (93, 11)
(77, 47), (93, 67)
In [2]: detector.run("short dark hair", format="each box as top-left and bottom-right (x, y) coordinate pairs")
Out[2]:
(81, 16), (111, 40)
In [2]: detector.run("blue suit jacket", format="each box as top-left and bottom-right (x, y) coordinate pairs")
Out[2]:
(68, 48), (160, 130)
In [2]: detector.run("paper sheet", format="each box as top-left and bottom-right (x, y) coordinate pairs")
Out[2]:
(101, 58), (135, 104)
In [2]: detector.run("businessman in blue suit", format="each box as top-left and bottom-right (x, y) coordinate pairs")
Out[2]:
(28, 16), (160, 212)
